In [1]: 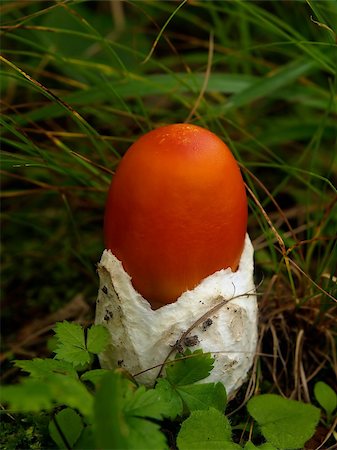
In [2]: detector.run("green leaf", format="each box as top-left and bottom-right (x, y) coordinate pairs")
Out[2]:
(53, 322), (110, 367)
(247, 394), (320, 449)
(49, 408), (83, 449)
(48, 374), (94, 418)
(81, 369), (111, 387)
(163, 350), (226, 414)
(74, 426), (95, 450)
(86, 324), (109, 354)
(53, 321), (90, 367)
(177, 382), (227, 412)
(54, 346), (91, 367)
(0, 378), (54, 412)
(15, 358), (78, 379)
(244, 442), (278, 450)
(54, 321), (85, 349)
(244, 443), (278, 450)
(126, 380), (182, 420)
(1, 373), (93, 417)
(94, 371), (169, 449)
(314, 381), (337, 418)
(166, 349), (214, 386)
(177, 407), (240, 450)
(94, 371), (135, 449)
(154, 379), (184, 419)
(125, 417), (168, 450)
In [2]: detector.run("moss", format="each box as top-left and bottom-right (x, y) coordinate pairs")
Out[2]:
(0, 413), (55, 450)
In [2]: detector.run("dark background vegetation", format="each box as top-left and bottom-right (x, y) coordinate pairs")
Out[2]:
(1, 0), (336, 448)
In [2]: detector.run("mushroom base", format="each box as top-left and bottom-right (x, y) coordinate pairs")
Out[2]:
(95, 234), (258, 398)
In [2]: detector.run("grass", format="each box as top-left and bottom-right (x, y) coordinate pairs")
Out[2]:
(1, 0), (336, 448)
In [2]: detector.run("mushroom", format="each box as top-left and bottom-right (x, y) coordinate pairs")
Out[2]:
(96, 124), (257, 398)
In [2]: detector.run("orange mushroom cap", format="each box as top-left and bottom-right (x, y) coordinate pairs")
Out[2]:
(104, 123), (247, 308)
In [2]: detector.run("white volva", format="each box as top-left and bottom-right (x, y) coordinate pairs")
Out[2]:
(95, 234), (257, 398)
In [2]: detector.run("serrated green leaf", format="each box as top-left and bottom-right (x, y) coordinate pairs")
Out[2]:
(15, 358), (78, 379)
(54, 345), (91, 367)
(166, 349), (214, 386)
(49, 408), (83, 449)
(126, 380), (182, 420)
(94, 371), (169, 449)
(54, 321), (90, 367)
(0, 379), (54, 412)
(81, 369), (111, 387)
(314, 381), (337, 418)
(54, 321), (85, 349)
(177, 382), (227, 412)
(126, 417), (168, 450)
(154, 379), (184, 419)
(53, 322), (109, 367)
(177, 408), (239, 450)
(86, 324), (109, 354)
(247, 394), (320, 449)
(244, 442), (278, 450)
